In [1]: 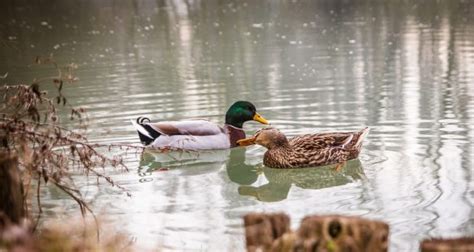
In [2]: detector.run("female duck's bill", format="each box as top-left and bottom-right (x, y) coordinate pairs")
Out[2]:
(236, 127), (277, 147)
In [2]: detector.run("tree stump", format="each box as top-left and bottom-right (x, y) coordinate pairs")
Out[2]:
(244, 213), (389, 252)
(0, 152), (25, 224)
(421, 237), (474, 252)
(295, 215), (389, 252)
(243, 213), (291, 252)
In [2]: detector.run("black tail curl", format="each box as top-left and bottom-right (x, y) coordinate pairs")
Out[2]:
(135, 117), (161, 146)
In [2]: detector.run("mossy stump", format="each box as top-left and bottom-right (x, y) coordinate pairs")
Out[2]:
(244, 213), (389, 252)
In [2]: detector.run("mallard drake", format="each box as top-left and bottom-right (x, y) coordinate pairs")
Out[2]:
(131, 101), (268, 150)
(237, 127), (369, 168)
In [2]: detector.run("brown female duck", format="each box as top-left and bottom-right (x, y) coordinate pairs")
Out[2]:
(237, 127), (369, 169)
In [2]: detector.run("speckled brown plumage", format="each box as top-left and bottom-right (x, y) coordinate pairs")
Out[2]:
(241, 127), (369, 169)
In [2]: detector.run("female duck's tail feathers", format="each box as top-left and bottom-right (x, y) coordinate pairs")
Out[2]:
(355, 127), (370, 150)
(131, 117), (161, 146)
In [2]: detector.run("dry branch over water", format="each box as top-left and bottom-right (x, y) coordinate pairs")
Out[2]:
(0, 57), (143, 250)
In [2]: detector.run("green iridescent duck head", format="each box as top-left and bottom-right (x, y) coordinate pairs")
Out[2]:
(225, 101), (268, 128)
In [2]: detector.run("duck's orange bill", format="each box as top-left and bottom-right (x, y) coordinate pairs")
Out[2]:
(237, 137), (256, 146)
(253, 113), (269, 125)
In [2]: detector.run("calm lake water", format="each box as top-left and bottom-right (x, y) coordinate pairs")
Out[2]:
(1, 0), (474, 251)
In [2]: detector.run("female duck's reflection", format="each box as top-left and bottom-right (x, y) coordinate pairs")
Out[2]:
(226, 150), (365, 202)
